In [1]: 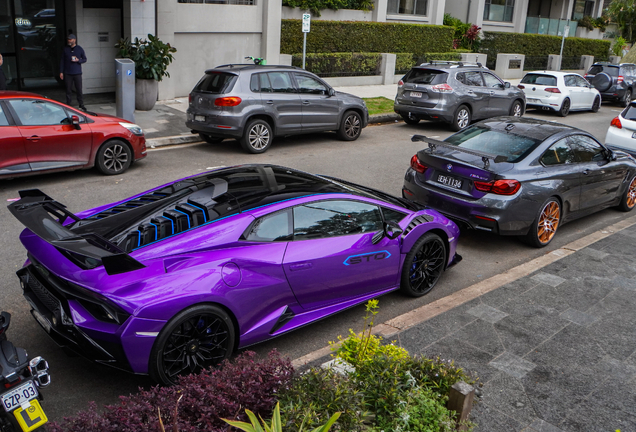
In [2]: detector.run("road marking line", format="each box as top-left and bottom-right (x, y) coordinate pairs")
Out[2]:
(292, 214), (636, 368)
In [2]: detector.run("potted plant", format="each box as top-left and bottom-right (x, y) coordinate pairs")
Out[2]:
(115, 34), (177, 110)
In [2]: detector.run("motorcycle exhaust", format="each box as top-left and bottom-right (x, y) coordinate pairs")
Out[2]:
(28, 356), (51, 387)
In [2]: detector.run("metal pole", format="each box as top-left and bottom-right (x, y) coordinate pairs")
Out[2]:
(559, 20), (568, 58)
(302, 33), (307, 70)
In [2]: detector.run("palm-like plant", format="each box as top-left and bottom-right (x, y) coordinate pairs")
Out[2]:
(223, 402), (341, 432)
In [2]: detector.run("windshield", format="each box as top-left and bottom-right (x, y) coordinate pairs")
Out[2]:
(445, 125), (543, 163)
(521, 74), (557, 86)
(194, 72), (237, 94)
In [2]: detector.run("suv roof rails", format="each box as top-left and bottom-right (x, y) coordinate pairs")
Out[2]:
(419, 60), (484, 68)
(213, 64), (304, 71)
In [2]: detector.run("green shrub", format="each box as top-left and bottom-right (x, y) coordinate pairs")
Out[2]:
(373, 388), (457, 432)
(291, 52), (382, 76)
(283, 0), (373, 17)
(479, 31), (610, 68)
(281, 20), (454, 57)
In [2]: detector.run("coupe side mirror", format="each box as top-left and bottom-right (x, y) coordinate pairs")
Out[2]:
(504, 82), (511, 89)
(71, 115), (81, 130)
(372, 221), (404, 244)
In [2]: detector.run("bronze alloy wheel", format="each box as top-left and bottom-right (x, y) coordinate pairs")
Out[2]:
(626, 177), (636, 209)
(537, 200), (560, 244)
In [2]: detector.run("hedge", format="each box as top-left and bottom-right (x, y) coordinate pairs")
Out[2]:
(282, 0), (373, 17)
(479, 31), (610, 68)
(289, 52), (462, 77)
(281, 19), (454, 57)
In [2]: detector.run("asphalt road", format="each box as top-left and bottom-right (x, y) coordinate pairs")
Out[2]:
(0, 104), (628, 422)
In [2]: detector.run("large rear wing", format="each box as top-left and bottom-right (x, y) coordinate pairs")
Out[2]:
(411, 135), (507, 168)
(8, 189), (145, 276)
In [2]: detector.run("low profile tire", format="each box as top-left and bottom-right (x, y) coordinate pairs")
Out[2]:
(199, 133), (224, 144)
(617, 175), (636, 212)
(240, 119), (273, 153)
(149, 304), (235, 386)
(558, 98), (570, 117)
(525, 197), (561, 248)
(401, 114), (420, 125)
(510, 100), (524, 117)
(591, 96), (601, 113)
(621, 89), (632, 108)
(96, 140), (132, 175)
(451, 105), (471, 131)
(400, 233), (447, 297)
(337, 110), (362, 141)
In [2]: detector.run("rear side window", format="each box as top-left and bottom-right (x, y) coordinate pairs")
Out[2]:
(404, 69), (447, 85)
(621, 104), (636, 120)
(250, 73), (273, 93)
(268, 72), (295, 93)
(588, 65), (618, 76)
(620, 65), (635, 76)
(194, 72), (237, 93)
(521, 74), (557, 86)
(0, 104), (9, 126)
(382, 207), (406, 223)
(244, 209), (292, 242)
(541, 139), (575, 166)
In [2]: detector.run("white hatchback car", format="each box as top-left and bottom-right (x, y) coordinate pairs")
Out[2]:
(605, 101), (636, 157)
(518, 71), (601, 117)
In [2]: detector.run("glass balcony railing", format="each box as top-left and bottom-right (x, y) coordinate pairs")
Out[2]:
(525, 17), (578, 36)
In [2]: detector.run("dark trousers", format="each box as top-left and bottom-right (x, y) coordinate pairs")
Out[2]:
(65, 73), (83, 106)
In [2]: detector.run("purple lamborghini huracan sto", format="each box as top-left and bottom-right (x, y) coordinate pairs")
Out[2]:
(9, 165), (461, 384)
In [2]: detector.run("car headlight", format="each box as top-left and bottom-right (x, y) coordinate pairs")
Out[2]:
(119, 122), (144, 136)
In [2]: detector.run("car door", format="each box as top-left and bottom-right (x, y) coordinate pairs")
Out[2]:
(564, 75), (583, 109)
(292, 72), (340, 131)
(7, 99), (92, 172)
(258, 72), (302, 134)
(536, 138), (582, 215)
(574, 75), (596, 107)
(460, 71), (489, 119)
(569, 134), (626, 210)
(282, 199), (401, 310)
(0, 102), (30, 176)
(482, 71), (509, 116)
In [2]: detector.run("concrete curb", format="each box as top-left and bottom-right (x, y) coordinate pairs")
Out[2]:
(145, 113), (401, 149)
(291, 213), (636, 368)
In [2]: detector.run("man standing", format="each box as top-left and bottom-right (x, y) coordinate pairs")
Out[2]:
(60, 34), (87, 110)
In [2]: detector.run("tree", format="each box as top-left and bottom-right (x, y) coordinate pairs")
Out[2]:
(608, 0), (636, 42)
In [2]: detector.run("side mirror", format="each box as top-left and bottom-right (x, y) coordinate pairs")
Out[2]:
(71, 115), (81, 130)
(328, 88), (336, 97)
(372, 221), (404, 244)
(504, 82), (511, 89)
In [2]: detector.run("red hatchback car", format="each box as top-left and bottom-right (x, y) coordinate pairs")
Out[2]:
(0, 92), (146, 179)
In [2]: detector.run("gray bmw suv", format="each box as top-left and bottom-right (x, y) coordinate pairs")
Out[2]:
(186, 64), (369, 153)
(394, 62), (526, 131)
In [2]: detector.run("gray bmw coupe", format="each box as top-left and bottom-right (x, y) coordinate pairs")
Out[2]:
(403, 117), (636, 247)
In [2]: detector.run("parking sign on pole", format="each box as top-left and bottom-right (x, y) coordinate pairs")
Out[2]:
(302, 14), (310, 69)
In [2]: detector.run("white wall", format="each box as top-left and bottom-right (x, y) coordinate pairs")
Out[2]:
(72, 2), (121, 94)
(125, 0), (156, 41)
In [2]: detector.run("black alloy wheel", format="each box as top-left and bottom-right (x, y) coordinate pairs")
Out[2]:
(558, 98), (570, 117)
(510, 100), (523, 117)
(149, 305), (235, 385)
(96, 140), (132, 175)
(400, 233), (446, 297)
(622, 89), (632, 108)
(591, 96), (601, 113)
(337, 110), (362, 141)
(402, 114), (420, 125)
(199, 133), (224, 144)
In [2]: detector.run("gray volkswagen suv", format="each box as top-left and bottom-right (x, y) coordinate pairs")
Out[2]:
(186, 64), (369, 153)
(585, 62), (636, 107)
(394, 62), (525, 131)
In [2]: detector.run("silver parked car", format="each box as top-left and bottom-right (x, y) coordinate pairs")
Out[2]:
(394, 61), (526, 131)
(186, 64), (369, 153)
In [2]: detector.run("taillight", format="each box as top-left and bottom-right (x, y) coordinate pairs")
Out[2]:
(410, 155), (428, 173)
(398, 79), (404, 88)
(188, 93), (192, 104)
(545, 88), (561, 93)
(430, 83), (453, 93)
(474, 179), (520, 195)
(517, 84), (525, 89)
(611, 116), (622, 129)
(618, 76), (624, 83)
(214, 97), (242, 107)
(3, 377), (22, 389)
